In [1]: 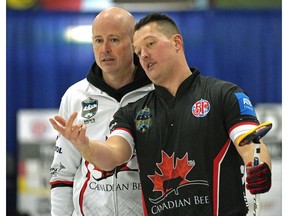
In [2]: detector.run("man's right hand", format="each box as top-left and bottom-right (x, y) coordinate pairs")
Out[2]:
(49, 112), (89, 151)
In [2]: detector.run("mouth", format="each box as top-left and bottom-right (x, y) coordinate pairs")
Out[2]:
(147, 62), (156, 70)
(102, 57), (115, 62)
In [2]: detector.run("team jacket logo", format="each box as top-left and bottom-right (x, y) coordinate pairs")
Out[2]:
(81, 97), (98, 119)
(90, 155), (138, 181)
(148, 151), (208, 204)
(192, 99), (210, 117)
(50, 162), (66, 177)
(135, 106), (152, 133)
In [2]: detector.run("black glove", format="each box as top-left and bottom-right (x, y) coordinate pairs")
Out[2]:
(246, 162), (271, 194)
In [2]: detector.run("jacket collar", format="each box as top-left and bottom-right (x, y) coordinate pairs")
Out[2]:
(86, 54), (152, 102)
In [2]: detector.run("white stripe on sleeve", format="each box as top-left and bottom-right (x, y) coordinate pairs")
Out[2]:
(108, 129), (135, 160)
(230, 124), (257, 144)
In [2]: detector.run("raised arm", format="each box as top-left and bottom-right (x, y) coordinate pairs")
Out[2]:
(49, 112), (132, 171)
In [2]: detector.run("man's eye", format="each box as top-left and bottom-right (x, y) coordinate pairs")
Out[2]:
(135, 50), (141, 57)
(94, 39), (102, 44)
(147, 42), (154, 47)
(111, 38), (119, 42)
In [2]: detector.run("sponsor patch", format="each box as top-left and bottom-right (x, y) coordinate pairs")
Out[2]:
(235, 93), (256, 117)
(135, 106), (152, 132)
(192, 99), (210, 117)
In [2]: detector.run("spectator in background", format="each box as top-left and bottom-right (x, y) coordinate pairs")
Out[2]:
(49, 7), (153, 216)
(50, 13), (272, 215)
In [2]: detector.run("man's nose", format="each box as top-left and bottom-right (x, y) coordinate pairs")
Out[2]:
(101, 41), (111, 53)
(140, 49), (150, 60)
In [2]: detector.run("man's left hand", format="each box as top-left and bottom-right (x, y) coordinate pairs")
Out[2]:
(246, 162), (271, 194)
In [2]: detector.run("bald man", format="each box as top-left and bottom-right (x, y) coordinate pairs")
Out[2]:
(49, 7), (153, 216)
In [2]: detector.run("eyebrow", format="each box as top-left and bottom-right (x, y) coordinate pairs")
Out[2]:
(92, 34), (120, 38)
(134, 35), (154, 45)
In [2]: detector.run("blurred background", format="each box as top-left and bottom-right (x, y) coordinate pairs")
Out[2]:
(6, 0), (282, 215)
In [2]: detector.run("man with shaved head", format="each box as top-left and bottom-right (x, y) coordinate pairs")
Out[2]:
(49, 7), (153, 216)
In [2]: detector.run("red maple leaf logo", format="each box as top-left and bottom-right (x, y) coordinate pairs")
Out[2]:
(148, 151), (195, 196)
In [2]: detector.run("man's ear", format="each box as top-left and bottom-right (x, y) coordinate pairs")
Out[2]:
(172, 34), (183, 51)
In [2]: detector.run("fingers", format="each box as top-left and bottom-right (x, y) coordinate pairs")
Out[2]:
(66, 112), (78, 130)
(54, 115), (67, 127)
(49, 112), (78, 133)
(246, 179), (271, 194)
(49, 112), (88, 148)
(78, 124), (88, 144)
(49, 117), (64, 133)
(247, 163), (270, 179)
(74, 122), (84, 135)
(246, 162), (271, 194)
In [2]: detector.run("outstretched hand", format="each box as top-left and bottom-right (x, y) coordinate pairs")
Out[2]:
(49, 112), (89, 151)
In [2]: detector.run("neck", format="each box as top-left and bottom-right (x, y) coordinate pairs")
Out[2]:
(103, 65), (136, 90)
(165, 67), (192, 97)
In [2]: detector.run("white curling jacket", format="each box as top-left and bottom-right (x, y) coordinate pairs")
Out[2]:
(50, 57), (154, 216)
